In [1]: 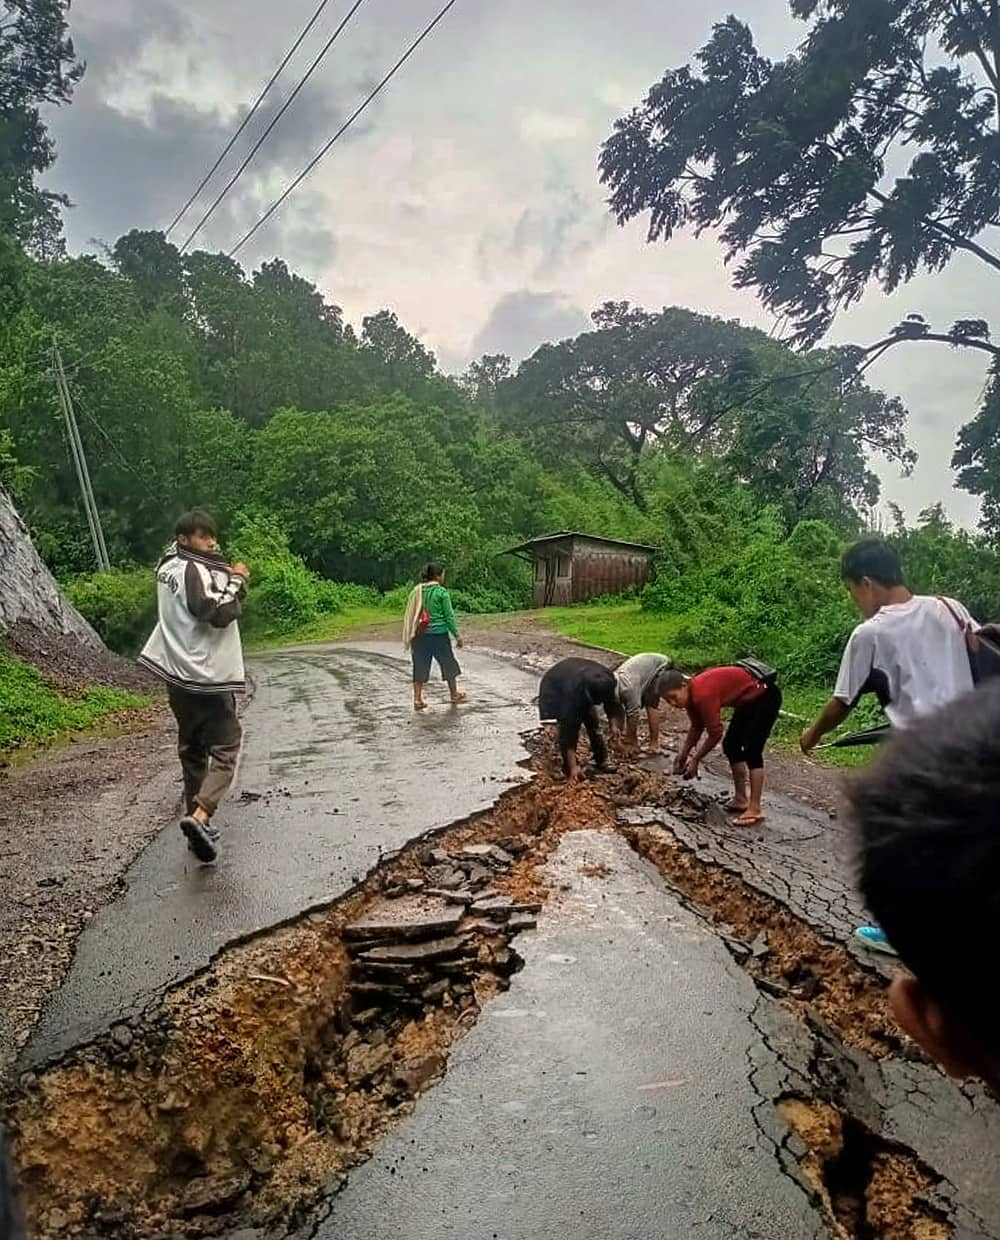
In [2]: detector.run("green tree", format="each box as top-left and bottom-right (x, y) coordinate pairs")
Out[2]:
(253, 399), (482, 587)
(600, 2), (999, 362)
(112, 229), (186, 310)
(360, 310), (436, 391)
(502, 304), (757, 509)
(696, 342), (914, 526)
(0, 0), (83, 254)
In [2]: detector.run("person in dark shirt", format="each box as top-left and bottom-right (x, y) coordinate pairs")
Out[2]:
(538, 657), (625, 781)
(661, 665), (782, 825)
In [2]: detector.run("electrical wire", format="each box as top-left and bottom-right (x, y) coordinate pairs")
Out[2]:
(178, 0), (371, 254)
(164, 0), (337, 238)
(229, 0), (460, 258)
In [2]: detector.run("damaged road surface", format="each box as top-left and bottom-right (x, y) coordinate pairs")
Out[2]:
(23, 643), (537, 1061)
(6, 642), (1000, 1239)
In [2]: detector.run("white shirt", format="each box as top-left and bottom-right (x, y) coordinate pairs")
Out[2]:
(833, 594), (977, 728)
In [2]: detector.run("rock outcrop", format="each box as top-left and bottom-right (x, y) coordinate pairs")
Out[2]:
(0, 484), (101, 648)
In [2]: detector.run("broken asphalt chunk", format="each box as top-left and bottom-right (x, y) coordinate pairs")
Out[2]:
(470, 895), (514, 915)
(344, 896), (465, 943)
(460, 843), (515, 869)
(356, 935), (467, 965)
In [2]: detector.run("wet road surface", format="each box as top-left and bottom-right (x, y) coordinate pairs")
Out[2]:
(19, 643), (1000, 1240)
(303, 830), (827, 1240)
(25, 643), (536, 1063)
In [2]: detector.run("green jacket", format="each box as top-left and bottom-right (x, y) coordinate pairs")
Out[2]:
(423, 583), (459, 637)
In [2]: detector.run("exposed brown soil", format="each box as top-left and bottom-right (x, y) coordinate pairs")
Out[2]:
(779, 1097), (948, 1240)
(622, 817), (901, 1058)
(4, 735), (958, 1240)
(4, 620), (157, 695)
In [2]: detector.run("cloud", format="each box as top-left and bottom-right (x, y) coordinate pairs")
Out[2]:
(470, 291), (591, 365)
(50, 83), (344, 267)
(519, 110), (586, 143)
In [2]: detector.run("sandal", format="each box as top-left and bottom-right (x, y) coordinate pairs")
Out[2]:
(450, 693), (468, 705)
(733, 812), (766, 827)
(414, 701), (428, 711)
(723, 801), (750, 813)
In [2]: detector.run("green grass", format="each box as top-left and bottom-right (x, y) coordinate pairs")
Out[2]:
(541, 601), (876, 768)
(246, 604), (397, 650)
(0, 652), (151, 753)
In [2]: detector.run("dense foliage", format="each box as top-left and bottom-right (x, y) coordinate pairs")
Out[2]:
(600, 0), (1000, 533)
(2, 0), (1000, 691)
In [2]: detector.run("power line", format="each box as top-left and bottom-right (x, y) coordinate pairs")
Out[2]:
(179, 0), (370, 254)
(164, 0), (337, 239)
(229, 0), (461, 258)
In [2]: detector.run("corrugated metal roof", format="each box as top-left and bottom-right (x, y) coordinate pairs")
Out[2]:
(504, 531), (658, 556)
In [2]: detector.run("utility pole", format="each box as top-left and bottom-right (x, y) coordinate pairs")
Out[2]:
(51, 337), (111, 571)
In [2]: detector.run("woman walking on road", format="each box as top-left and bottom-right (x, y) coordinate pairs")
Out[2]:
(403, 563), (466, 710)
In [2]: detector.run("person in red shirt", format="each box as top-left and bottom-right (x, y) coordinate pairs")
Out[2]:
(660, 665), (782, 826)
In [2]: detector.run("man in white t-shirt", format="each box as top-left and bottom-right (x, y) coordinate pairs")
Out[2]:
(800, 538), (978, 954)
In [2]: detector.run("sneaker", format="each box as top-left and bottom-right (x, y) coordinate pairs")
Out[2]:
(204, 822), (221, 844)
(180, 815), (217, 864)
(854, 925), (898, 956)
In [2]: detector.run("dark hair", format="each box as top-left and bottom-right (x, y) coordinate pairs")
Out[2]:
(659, 669), (687, 694)
(175, 509), (218, 539)
(848, 682), (1000, 1048)
(420, 562), (444, 582)
(840, 538), (903, 587)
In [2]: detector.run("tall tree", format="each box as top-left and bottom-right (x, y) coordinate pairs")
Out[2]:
(502, 304), (780, 510)
(699, 343), (914, 525)
(360, 310), (436, 390)
(0, 0), (83, 254)
(600, 0), (999, 364)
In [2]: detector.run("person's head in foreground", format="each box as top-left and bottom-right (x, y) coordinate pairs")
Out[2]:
(848, 682), (1000, 1093)
(175, 509), (219, 555)
(421, 562), (445, 584)
(840, 537), (909, 620)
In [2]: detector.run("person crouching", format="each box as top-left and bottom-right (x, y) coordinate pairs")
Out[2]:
(538, 657), (625, 781)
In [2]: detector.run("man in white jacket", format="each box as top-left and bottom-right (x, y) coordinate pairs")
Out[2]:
(139, 511), (250, 863)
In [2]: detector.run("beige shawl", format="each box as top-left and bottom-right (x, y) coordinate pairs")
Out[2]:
(402, 584), (424, 651)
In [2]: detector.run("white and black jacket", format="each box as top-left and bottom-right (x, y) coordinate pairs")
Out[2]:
(139, 544), (247, 694)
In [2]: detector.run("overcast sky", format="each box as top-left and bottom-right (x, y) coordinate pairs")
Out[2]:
(49, 0), (995, 526)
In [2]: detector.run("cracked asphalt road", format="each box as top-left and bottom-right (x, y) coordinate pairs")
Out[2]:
(17, 642), (1000, 1239)
(301, 830), (829, 1240)
(24, 643), (537, 1064)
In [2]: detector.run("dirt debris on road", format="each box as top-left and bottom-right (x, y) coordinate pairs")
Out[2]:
(779, 1096), (948, 1240)
(0, 710), (175, 1081)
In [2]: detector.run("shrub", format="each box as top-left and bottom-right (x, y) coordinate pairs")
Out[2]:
(0, 651), (147, 751)
(65, 567), (157, 655)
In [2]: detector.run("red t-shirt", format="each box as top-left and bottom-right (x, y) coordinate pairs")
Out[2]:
(687, 666), (765, 747)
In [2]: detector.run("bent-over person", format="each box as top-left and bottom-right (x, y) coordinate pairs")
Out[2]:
(538, 657), (625, 781)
